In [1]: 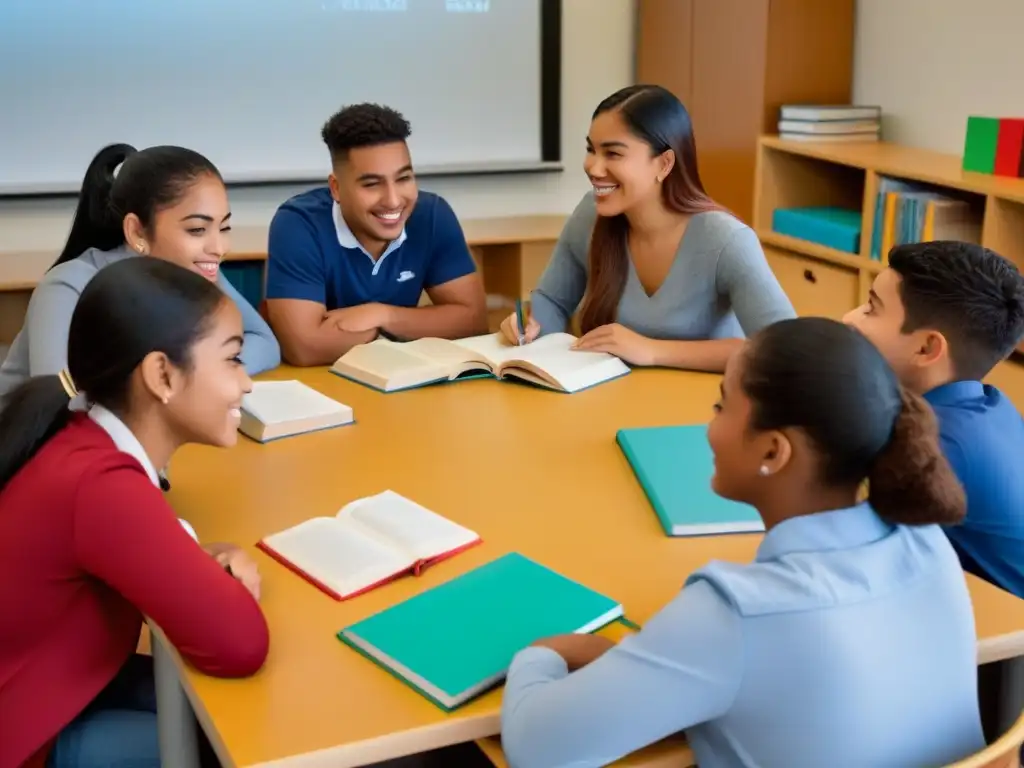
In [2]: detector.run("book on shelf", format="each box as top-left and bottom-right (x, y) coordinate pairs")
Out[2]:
(871, 177), (983, 261)
(330, 332), (630, 394)
(257, 490), (481, 600)
(337, 552), (624, 710)
(617, 425), (764, 537)
(239, 380), (354, 442)
(778, 104), (880, 143)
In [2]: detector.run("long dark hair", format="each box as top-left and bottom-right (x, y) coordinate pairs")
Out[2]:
(580, 85), (723, 333)
(0, 259), (227, 490)
(741, 317), (965, 526)
(54, 144), (222, 269)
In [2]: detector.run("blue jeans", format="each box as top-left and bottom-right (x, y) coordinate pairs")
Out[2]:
(47, 655), (159, 768)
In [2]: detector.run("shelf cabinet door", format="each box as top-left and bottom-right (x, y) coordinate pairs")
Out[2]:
(765, 246), (859, 320)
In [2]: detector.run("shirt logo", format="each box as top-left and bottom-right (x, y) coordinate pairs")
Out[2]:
(397, 270), (416, 283)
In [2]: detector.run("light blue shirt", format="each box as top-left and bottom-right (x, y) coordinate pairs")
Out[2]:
(501, 505), (984, 768)
(0, 245), (281, 404)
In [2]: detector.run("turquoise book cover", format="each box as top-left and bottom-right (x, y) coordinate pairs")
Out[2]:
(616, 424), (764, 537)
(337, 552), (623, 710)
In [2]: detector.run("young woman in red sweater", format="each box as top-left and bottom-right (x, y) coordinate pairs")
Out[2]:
(0, 257), (270, 768)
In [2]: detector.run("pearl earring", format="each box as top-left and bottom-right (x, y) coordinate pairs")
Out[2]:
(759, 465), (770, 477)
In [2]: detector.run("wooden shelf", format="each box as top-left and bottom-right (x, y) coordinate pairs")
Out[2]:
(754, 134), (1024, 402)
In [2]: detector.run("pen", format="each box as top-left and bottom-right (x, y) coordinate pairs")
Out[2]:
(515, 298), (526, 346)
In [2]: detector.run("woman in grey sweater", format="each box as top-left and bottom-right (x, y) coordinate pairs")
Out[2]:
(0, 144), (280, 404)
(500, 85), (794, 372)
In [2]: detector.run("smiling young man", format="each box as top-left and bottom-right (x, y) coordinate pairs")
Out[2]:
(844, 240), (1024, 599)
(265, 103), (487, 366)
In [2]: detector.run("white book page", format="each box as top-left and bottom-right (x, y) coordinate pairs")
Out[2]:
(402, 337), (490, 368)
(454, 332), (579, 368)
(262, 517), (410, 598)
(513, 346), (630, 392)
(338, 490), (478, 562)
(242, 380), (351, 425)
(336, 339), (449, 388)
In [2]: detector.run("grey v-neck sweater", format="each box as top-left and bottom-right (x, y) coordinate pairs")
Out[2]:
(531, 193), (795, 339)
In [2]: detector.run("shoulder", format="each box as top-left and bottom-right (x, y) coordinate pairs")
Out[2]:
(271, 187), (333, 232)
(41, 247), (133, 292)
(685, 212), (756, 256)
(408, 190), (461, 232)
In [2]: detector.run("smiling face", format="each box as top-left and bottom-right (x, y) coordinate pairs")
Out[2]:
(329, 141), (418, 251)
(155, 298), (252, 448)
(584, 109), (669, 218)
(125, 172), (232, 283)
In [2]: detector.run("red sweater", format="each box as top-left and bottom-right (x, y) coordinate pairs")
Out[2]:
(0, 416), (269, 768)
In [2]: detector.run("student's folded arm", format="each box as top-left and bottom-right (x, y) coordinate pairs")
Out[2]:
(24, 276), (82, 376)
(265, 207), (372, 365)
(531, 202), (592, 336)
(217, 275), (281, 374)
(501, 579), (742, 768)
(73, 456), (269, 677)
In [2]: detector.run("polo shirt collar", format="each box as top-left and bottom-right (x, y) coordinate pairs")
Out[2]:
(756, 503), (892, 562)
(332, 201), (407, 259)
(88, 404), (160, 488)
(924, 380), (987, 407)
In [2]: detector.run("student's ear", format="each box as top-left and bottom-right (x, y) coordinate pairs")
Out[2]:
(327, 172), (343, 203)
(138, 351), (183, 406)
(122, 214), (148, 256)
(912, 329), (949, 369)
(758, 430), (793, 477)
(656, 149), (676, 183)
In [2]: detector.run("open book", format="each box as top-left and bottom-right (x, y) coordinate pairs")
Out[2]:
(330, 332), (630, 393)
(239, 380), (353, 443)
(256, 490), (481, 600)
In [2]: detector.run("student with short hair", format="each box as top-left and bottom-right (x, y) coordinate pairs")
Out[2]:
(499, 85), (794, 371)
(501, 318), (983, 768)
(844, 240), (1024, 599)
(0, 258), (269, 768)
(265, 103), (488, 366)
(0, 143), (281, 407)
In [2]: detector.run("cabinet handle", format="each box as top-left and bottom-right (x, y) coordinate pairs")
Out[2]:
(803, 269), (817, 284)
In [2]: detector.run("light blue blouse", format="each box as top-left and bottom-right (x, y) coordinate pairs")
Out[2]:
(0, 246), (280, 402)
(501, 504), (984, 768)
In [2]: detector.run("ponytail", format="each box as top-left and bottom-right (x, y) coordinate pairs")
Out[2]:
(52, 143), (137, 270)
(0, 376), (74, 490)
(868, 388), (966, 526)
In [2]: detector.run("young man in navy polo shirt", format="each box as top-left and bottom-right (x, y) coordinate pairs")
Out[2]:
(265, 103), (488, 366)
(844, 241), (1024, 598)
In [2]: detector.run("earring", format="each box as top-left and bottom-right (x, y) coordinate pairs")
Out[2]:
(161, 394), (169, 405)
(759, 465), (770, 477)
(137, 242), (148, 255)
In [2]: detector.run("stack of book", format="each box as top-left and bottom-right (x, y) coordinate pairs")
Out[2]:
(778, 105), (881, 142)
(869, 177), (983, 261)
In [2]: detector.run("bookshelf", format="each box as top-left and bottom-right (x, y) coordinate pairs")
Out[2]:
(753, 135), (1024, 404)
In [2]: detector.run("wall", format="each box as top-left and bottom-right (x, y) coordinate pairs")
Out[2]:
(853, 0), (1024, 155)
(0, 0), (635, 253)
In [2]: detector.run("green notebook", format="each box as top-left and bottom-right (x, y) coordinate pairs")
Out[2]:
(617, 424), (764, 537)
(337, 552), (622, 710)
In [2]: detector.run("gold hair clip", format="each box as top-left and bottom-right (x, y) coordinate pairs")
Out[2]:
(57, 369), (78, 400)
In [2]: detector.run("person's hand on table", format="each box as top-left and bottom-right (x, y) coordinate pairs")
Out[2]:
(499, 311), (540, 346)
(204, 543), (261, 601)
(573, 323), (659, 366)
(324, 303), (392, 334)
(530, 633), (616, 671)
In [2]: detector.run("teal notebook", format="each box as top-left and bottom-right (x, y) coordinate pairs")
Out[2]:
(616, 424), (764, 537)
(337, 552), (623, 710)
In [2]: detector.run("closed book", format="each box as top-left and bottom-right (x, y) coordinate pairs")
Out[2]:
(994, 118), (1024, 177)
(963, 116), (1000, 174)
(779, 105), (881, 122)
(777, 119), (879, 135)
(239, 380), (353, 442)
(778, 132), (879, 143)
(771, 206), (861, 254)
(337, 552), (623, 710)
(616, 425), (763, 537)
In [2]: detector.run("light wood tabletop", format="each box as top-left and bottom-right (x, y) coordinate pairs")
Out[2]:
(162, 367), (1024, 768)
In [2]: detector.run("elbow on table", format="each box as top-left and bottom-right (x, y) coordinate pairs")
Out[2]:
(185, 610), (270, 678)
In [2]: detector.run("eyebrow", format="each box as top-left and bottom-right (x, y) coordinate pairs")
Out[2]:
(222, 335), (244, 347)
(356, 165), (414, 183)
(586, 138), (629, 150)
(719, 381), (725, 398)
(180, 212), (232, 224)
(869, 288), (883, 307)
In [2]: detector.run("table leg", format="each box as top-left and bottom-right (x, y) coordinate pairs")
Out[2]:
(152, 630), (201, 768)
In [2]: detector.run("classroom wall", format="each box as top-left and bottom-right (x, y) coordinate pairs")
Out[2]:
(853, 0), (1024, 155)
(0, 0), (635, 253)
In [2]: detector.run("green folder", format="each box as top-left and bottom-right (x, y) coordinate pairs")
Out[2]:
(337, 552), (623, 710)
(616, 424), (764, 537)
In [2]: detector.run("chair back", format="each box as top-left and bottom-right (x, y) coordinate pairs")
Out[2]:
(947, 709), (1024, 768)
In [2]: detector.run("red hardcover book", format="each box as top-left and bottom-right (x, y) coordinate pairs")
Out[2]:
(994, 118), (1024, 177)
(256, 490), (482, 601)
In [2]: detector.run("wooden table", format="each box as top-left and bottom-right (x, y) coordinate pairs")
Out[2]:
(159, 367), (1024, 768)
